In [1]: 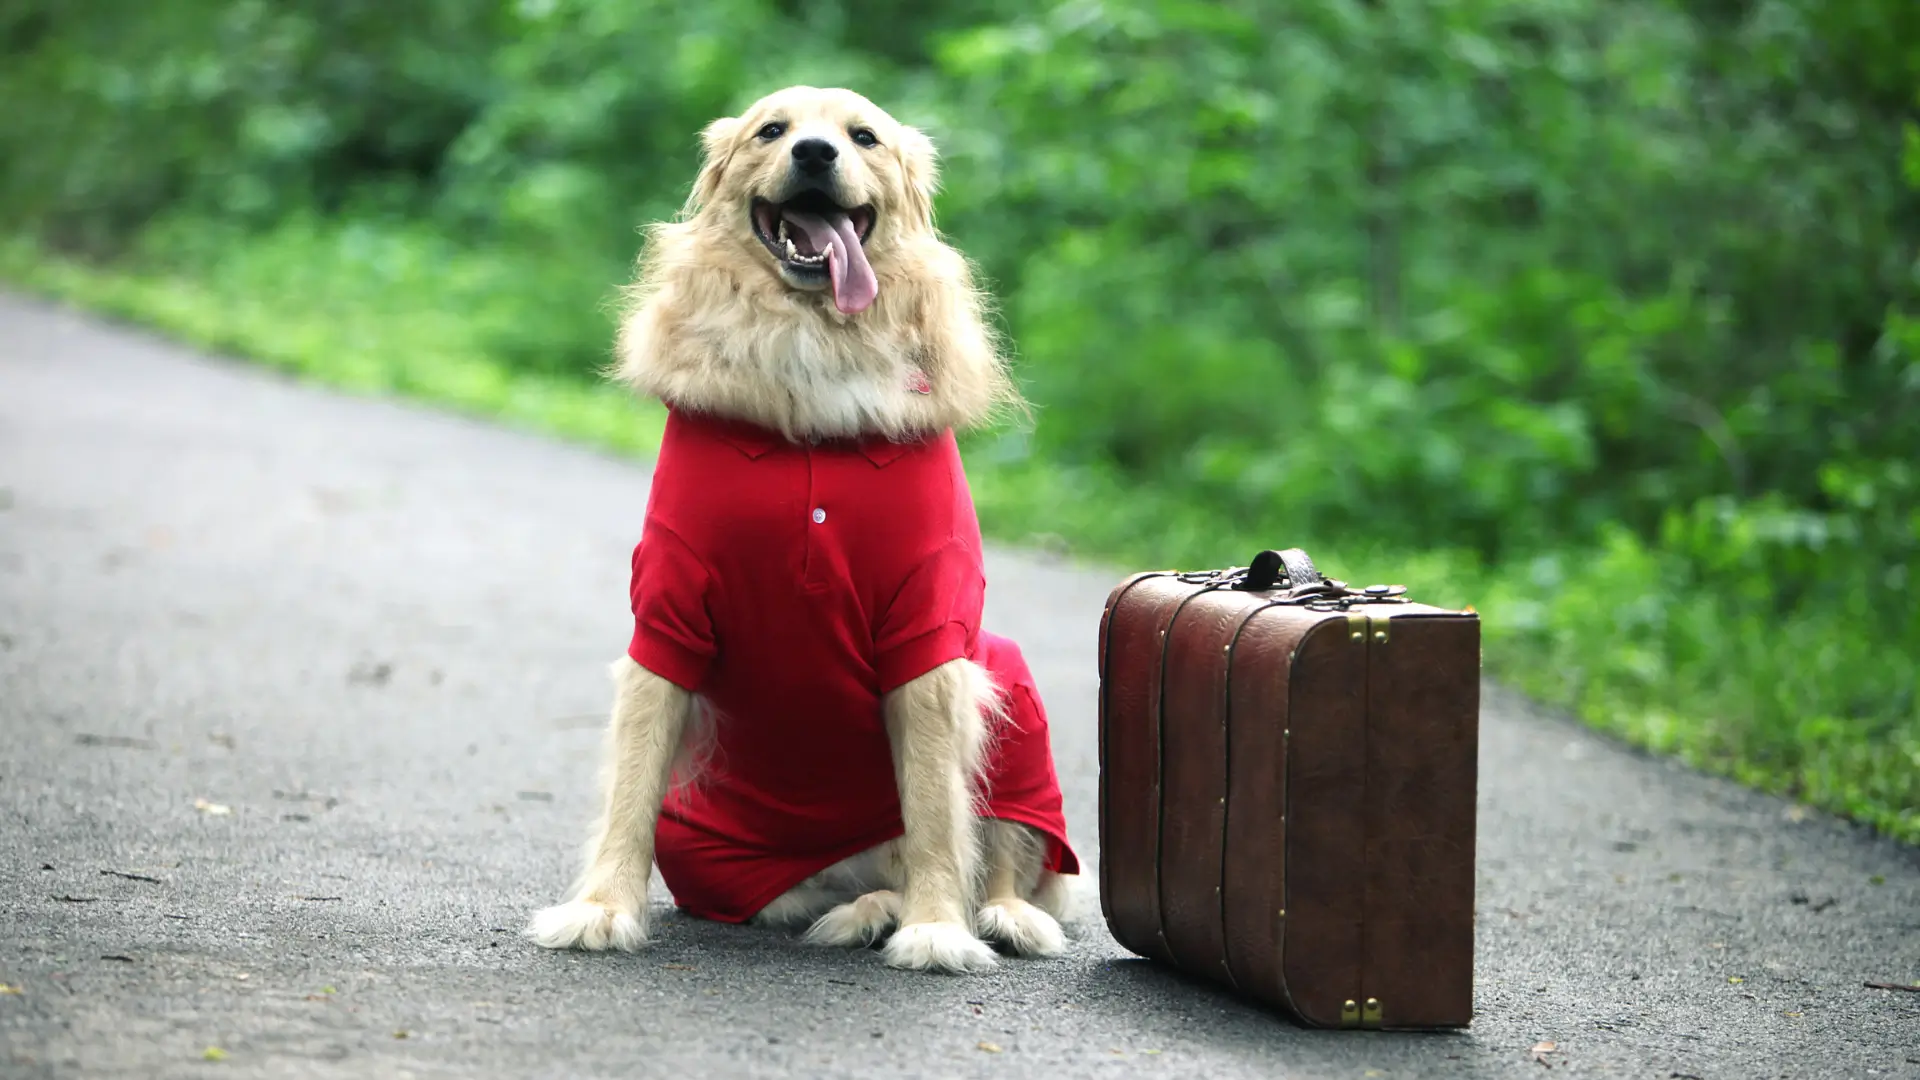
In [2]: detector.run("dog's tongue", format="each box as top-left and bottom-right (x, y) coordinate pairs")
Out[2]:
(783, 209), (876, 315)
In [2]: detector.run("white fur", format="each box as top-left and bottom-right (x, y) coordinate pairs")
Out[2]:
(883, 921), (998, 974)
(802, 889), (902, 948)
(976, 899), (1066, 958)
(526, 900), (648, 953)
(523, 658), (689, 952)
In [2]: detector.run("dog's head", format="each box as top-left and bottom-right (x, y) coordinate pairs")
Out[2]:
(615, 86), (1022, 442)
(683, 86), (939, 316)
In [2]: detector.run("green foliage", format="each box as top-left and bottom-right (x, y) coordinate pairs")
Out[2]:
(1, 0), (1916, 841)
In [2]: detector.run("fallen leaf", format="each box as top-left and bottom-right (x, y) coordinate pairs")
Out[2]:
(75, 733), (158, 750)
(0, 984), (22, 995)
(393, 1030), (410, 1040)
(1143, 1049), (1162, 1055)
(1727, 976), (1745, 984)
(202, 1047), (227, 1061)
(1863, 981), (1920, 993)
(193, 798), (232, 816)
(1780, 1011), (1803, 1018)
(977, 1042), (1001, 1053)
(1531, 1040), (1558, 1067)
(100, 870), (163, 884)
(321, 986), (336, 994)
(100, 954), (135, 963)
(661, 963), (696, 971)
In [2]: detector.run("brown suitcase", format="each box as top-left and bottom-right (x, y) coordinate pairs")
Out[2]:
(1097, 547), (1480, 1030)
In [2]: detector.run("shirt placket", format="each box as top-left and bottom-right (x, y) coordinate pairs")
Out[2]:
(802, 444), (830, 593)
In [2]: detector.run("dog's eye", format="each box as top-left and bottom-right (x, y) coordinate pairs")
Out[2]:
(850, 128), (879, 149)
(756, 122), (787, 141)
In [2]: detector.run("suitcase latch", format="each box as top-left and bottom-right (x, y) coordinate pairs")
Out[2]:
(1339, 998), (1385, 1029)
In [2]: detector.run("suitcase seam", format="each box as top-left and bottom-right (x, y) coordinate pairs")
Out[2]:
(1097, 571), (1172, 952)
(1151, 584), (1220, 968)
(1215, 600), (1275, 995)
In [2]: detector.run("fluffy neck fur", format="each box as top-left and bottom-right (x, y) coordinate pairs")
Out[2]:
(612, 215), (1022, 445)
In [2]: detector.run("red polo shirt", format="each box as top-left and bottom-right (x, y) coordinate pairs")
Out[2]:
(626, 407), (1079, 923)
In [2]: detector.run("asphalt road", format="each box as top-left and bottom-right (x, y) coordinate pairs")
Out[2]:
(2, 291), (1916, 1080)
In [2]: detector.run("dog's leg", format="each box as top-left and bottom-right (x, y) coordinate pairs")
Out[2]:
(797, 841), (905, 948)
(754, 878), (849, 932)
(975, 819), (1068, 958)
(524, 656), (691, 952)
(877, 659), (997, 973)
(755, 843), (895, 940)
(803, 888), (904, 948)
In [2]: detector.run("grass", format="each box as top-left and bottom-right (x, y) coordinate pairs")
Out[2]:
(3, 214), (1913, 845)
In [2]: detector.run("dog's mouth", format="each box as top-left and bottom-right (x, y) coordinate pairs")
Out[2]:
(751, 191), (878, 315)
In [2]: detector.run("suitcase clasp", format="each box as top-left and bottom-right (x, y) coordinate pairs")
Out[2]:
(1338, 997), (1385, 1030)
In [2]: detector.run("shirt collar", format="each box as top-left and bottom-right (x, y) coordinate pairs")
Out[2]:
(672, 407), (922, 468)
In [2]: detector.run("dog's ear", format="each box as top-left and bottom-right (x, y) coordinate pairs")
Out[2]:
(686, 115), (743, 216)
(895, 124), (941, 230)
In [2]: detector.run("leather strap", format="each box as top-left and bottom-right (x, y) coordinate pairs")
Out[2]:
(1240, 548), (1323, 592)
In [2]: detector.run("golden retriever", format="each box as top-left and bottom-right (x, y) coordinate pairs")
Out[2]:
(524, 86), (1078, 974)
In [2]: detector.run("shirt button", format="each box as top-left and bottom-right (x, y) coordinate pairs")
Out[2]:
(811, 507), (827, 524)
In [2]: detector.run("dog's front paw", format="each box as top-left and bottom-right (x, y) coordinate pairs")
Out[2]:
(882, 920), (997, 974)
(977, 898), (1067, 958)
(524, 899), (647, 953)
(803, 889), (902, 948)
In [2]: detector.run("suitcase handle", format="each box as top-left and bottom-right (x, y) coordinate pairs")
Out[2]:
(1175, 548), (1411, 608)
(1242, 548), (1323, 592)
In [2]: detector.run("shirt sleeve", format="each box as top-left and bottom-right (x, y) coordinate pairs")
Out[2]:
(872, 537), (985, 694)
(626, 522), (717, 691)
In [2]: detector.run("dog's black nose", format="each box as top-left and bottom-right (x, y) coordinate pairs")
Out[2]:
(791, 138), (838, 176)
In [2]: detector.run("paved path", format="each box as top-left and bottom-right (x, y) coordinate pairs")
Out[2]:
(1, 292), (1915, 1080)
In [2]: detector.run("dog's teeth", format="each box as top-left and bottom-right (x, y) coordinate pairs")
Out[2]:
(783, 238), (798, 260)
(778, 219), (788, 244)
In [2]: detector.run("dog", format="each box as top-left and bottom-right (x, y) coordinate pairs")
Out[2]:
(524, 86), (1080, 974)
